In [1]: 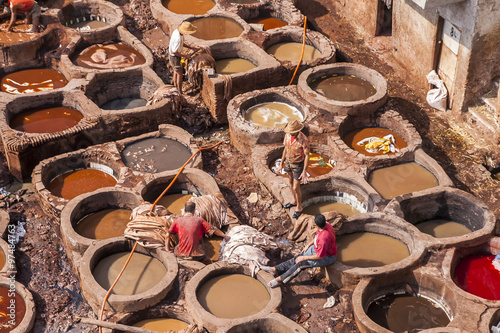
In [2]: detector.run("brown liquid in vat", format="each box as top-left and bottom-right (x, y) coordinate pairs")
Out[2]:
(248, 17), (287, 30)
(303, 201), (360, 217)
(93, 251), (166, 295)
(245, 102), (303, 128)
(310, 74), (376, 102)
(47, 169), (117, 200)
(9, 106), (83, 133)
(191, 17), (243, 40)
(367, 293), (450, 333)
(215, 58), (256, 74)
(0, 248), (4, 270)
(368, 162), (439, 200)
(270, 153), (334, 179)
(1, 69), (68, 94)
(0, 21), (36, 45)
(121, 137), (192, 174)
(69, 20), (110, 30)
(267, 42), (322, 62)
(343, 127), (407, 156)
(0, 286), (26, 332)
(101, 97), (147, 110)
(197, 274), (270, 318)
(75, 208), (131, 239)
(74, 42), (146, 69)
(415, 219), (471, 238)
(129, 318), (189, 332)
(157, 194), (194, 215)
(337, 232), (410, 267)
(163, 0), (214, 15)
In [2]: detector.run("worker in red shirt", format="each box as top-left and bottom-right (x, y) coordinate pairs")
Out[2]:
(167, 201), (228, 261)
(264, 214), (337, 288)
(1, 0), (41, 33)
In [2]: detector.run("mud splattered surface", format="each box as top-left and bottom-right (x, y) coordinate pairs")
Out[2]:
(0, 0), (499, 332)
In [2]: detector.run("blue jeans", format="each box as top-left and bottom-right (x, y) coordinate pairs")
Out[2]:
(274, 245), (336, 284)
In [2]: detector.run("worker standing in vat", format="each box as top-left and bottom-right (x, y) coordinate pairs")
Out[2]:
(166, 201), (228, 261)
(277, 119), (310, 219)
(169, 21), (198, 95)
(0, 0), (41, 33)
(264, 214), (337, 288)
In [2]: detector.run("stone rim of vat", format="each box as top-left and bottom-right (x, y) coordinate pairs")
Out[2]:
(297, 63), (388, 116)
(113, 306), (194, 332)
(325, 212), (427, 288)
(58, 0), (124, 34)
(79, 237), (178, 313)
(233, 0), (305, 29)
(183, 13), (251, 44)
(352, 271), (456, 333)
(384, 186), (496, 249)
(328, 110), (422, 167)
(116, 124), (202, 173)
(221, 312), (308, 333)
(59, 26), (154, 80)
(363, 148), (454, 204)
(261, 26), (336, 68)
(442, 237), (500, 307)
(137, 168), (221, 204)
(60, 187), (142, 263)
(0, 12), (56, 47)
(227, 85), (312, 155)
(0, 237), (14, 277)
(0, 276), (36, 332)
(185, 261), (282, 332)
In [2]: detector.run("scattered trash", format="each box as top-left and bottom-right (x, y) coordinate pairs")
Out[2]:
(247, 192), (259, 204)
(323, 296), (336, 308)
(0, 187), (10, 199)
(11, 221), (26, 244)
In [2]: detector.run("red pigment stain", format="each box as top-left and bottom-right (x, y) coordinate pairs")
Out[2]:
(453, 253), (500, 300)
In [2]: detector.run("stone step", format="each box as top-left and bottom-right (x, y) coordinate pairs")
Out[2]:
(467, 103), (500, 135)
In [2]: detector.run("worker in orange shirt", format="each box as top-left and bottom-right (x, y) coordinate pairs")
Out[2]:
(1, 0), (41, 33)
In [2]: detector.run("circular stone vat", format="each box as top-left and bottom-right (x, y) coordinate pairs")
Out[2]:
(61, 188), (141, 258)
(302, 194), (366, 217)
(248, 16), (287, 31)
(352, 273), (455, 333)
(59, 0), (123, 34)
(185, 262), (281, 332)
(190, 16), (244, 40)
(114, 307), (193, 332)
(0, 277), (36, 332)
(326, 212), (426, 287)
(72, 42), (146, 70)
(215, 57), (257, 74)
(298, 63), (388, 116)
(225, 313), (308, 333)
(163, 0), (215, 15)
(80, 238), (178, 312)
(1, 68), (68, 94)
(9, 106), (83, 134)
(227, 86), (310, 155)
(266, 42), (322, 62)
(47, 168), (117, 200)
(384, 187), (495, 248)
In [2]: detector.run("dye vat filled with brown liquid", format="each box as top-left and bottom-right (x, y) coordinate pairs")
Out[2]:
(303, 201), (360, 217)
(47, 169), (117, 200)
(93, 252), (166, 295)
(157, 194), (194, 215)
(0, 21), (36, 45)
(122, 137), (192, 174)
(368, 162), (439, 200)
(191, 17), (244, 40)
(128, 318), (189, 332)
(0, 286), (26, 332)
(244, 102), (303, 128)
(68, 19), (109, 30)
(343, 127), (407, 156)
(9, 106), (83, 133)
(309, 74), (376, 102)
(215, 58), (256, 74)
(248, 17), (287, 30)
(162, 0), (214, 15)
(74, 42), (146, 69)
(266, 42), (321, 62)
(270, 153), (333, 178)
(337, 232), (410, 267)
(75, 208), (131, 239)
(1, 69), (68, 94)
(197, 274), (270, 318)
(101, 97), (147, 110)
(367, 293), (450, 333)
(415, 219), (471, 238)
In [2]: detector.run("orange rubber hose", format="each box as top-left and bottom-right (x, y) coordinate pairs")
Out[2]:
(288, 16), (308, 86)
(98, 138), (229, 332)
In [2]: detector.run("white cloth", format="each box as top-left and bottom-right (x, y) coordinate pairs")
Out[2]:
(169, 29), (183, 56)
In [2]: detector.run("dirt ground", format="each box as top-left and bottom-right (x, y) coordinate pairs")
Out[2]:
(1, 0), (499, 332)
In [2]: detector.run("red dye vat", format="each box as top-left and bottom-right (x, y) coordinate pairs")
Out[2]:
(453, 253), (500, 300)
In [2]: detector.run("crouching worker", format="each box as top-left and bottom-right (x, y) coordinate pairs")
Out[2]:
(264, 214), (336, 288)
(166, 201), (228, 261)
(1, 0), (41, 33)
